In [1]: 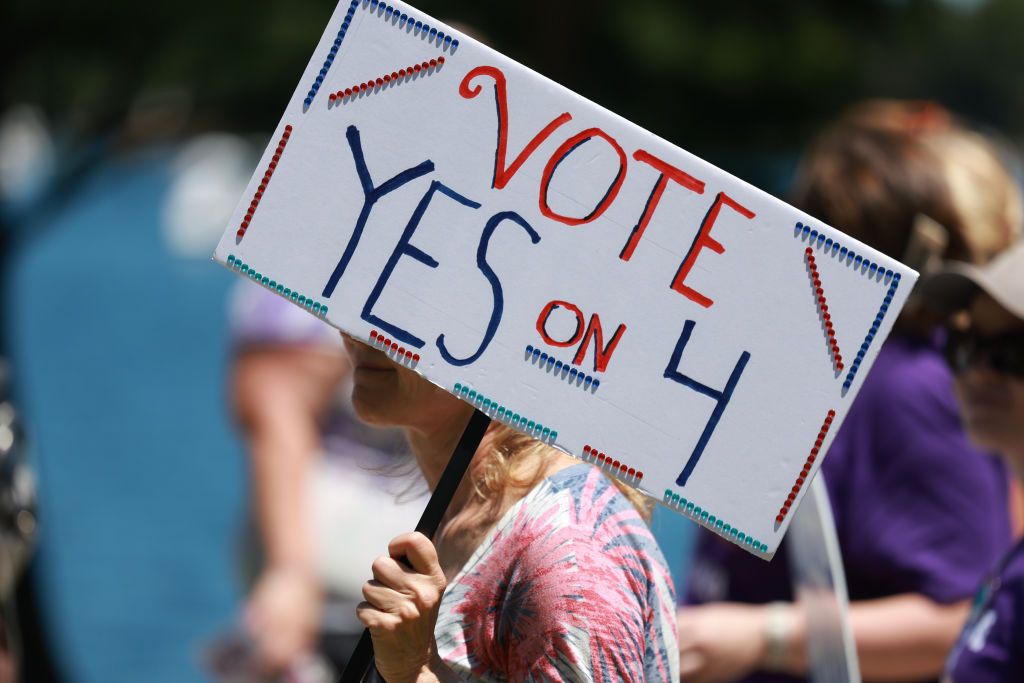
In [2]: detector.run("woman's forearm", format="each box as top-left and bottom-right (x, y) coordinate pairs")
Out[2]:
(847, 594), (969, 681)
(233, 348), (346, 571)
(247, 403), (319, 570)
(774, 593), (969, 681)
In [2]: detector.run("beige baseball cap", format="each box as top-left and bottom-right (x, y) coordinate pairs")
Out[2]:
(919, 241), (1024, 320)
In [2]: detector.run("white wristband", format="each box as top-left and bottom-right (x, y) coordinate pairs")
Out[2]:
(763, 601), (793, 672)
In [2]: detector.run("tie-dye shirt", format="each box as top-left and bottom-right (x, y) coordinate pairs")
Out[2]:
(435, 464), (679, 681)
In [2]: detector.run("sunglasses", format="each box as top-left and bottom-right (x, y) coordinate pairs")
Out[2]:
(944, 329), (1024, 378)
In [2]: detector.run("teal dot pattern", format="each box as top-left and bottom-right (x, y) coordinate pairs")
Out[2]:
(453, 382), (557, 444)
(662, 488), (769, 555)
(226, 255), (328, 318)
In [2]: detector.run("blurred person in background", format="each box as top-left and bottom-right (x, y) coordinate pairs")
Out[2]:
(856, 99), (1024, 528)
(919, 242), (1024, 681)
(228, 282), (421, 678)
(678, 102), (1022, 683)
(845, 100), (1023, 264)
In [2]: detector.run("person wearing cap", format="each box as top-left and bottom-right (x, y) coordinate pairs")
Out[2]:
(679, 105), (1018, 683)
(922, 243), (1024, 681)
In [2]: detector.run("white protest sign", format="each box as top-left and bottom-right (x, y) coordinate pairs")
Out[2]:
(213, 0), (918, 558)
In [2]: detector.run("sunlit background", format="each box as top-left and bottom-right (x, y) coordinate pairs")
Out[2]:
(1, 0), (1022, 681)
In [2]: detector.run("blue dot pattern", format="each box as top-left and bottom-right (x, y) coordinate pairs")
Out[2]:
(304, 0), (461, 110)
(524, 346), (601, 392)
(794, 222), (901, 392)
(304, 0), (361, 109)
(362, 0), (460, 51)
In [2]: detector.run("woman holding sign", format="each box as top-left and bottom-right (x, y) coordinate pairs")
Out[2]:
(926, 242), (1024, 681)
(343, 335), (679, 681)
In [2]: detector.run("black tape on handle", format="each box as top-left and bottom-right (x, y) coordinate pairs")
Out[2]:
(339, 408), (492, 683)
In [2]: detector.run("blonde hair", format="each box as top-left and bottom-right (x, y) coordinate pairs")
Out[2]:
(923, 129), (1023, 264)
(470, 423), (653, 523)
(831, 99), (1023, 265)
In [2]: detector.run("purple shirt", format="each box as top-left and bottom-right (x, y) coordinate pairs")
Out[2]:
(685, 335), (1012, 683)
(944, 538), (1024, 682)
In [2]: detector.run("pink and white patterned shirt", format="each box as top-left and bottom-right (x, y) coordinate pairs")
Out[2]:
(435, 464), (679, 681)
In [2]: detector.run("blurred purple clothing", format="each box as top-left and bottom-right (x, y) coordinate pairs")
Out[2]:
(944, 538), (1024, 682)
(229, 279), (341, 349)
(685, 335), (1012, 683)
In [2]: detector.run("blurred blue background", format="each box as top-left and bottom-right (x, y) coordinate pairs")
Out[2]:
(5, 147), (245, 682)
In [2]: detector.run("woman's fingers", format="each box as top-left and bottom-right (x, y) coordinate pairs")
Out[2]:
(388, 531), (443, 580)
(371, 554), (412, 588)
(358, 533), (448, 683)
(367, 557), (442, 616)
(356, 600), (399, 631)
(362, 579), (418, 616)
(368, 534), (445, 616)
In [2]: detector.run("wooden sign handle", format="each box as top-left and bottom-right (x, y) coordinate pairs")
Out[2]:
(340, 408), (492, 683)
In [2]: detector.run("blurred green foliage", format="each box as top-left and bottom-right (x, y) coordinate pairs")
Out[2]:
(3, 0), (1023, 168)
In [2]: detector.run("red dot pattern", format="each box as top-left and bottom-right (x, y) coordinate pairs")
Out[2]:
(369, 330), (421, 364)
(805, 247), (844, 372)
(237, 125), (293, 240)
(776, 409), (835, 524)
(582, 444), (644, 482)
(330, 56), (446, 106)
